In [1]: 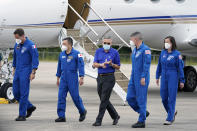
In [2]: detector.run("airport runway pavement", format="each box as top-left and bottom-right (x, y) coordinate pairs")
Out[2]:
(0, 62), (197, 131)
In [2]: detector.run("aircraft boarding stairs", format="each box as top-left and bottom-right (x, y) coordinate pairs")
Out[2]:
(58, 3), (131, 104)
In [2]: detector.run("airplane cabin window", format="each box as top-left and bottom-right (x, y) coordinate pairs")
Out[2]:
(150, 0), (160, 3)
(124, 0), (134, 3)
(176, 0), (185, 3)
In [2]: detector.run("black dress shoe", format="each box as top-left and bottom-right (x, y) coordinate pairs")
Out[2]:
(113, 115), (120, 125)
(55, 117), (66, 122)
(132, 122), (145, 128)
(26, 106), (36, 118)
(79, 110), (87, 122)
(92, 122), (101, 126)
(146, 110), (150, 118)
(15, 116), (26, 121)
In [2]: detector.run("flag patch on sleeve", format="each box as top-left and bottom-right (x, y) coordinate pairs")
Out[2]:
(32, 45), (36, 49)
(179, 55), (182, 60)
(78, 54), (83, 58)
(145, 50), (151, 54)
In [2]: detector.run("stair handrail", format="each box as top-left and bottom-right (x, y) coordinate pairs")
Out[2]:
(85, 3), (130, 50)
(68, 3), (98, 37)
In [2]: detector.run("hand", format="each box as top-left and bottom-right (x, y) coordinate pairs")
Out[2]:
(100, 63), (106, 68)
(105, 60), (112, 65)
(56, 78), (60, 87)
(79, 77), (84, 86)
(30, 73), (35, 81)
(179, 82), (184, 89)
(12, 69), (15, 76)
(156, 79), (160, 86)
(140, 78), (145, 86)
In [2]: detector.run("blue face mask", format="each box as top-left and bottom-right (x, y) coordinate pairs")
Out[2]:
(103, 44), (111, 50)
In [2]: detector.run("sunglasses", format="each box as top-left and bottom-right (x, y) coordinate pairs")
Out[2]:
(104, 42), (111, 45)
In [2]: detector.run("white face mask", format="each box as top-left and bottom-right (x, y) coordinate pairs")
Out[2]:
(130, 40), (135, 50)
(165, 43), (171, 49)
(16, 39), (22, 44)
(62, 45), (68, 51)
(103, 44), (111, 50)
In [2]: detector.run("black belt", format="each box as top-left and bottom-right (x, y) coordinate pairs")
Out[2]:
(98, 73), (114, 76)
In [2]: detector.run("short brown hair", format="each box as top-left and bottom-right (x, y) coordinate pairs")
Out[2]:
(14, 28), (25, 36)
(164, 36), (177, 51)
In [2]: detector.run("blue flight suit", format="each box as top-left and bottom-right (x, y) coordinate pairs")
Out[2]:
(12, 37), (39, 117)
(156, 49), (185, 122)
(126, 42), (151, 123)
(56, 48), (86, 118)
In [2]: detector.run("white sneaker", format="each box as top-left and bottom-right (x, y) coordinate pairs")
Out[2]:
(164, 121), (172, 125)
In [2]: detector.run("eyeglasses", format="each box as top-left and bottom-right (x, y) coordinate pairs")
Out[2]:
(104, 42), (111, 45)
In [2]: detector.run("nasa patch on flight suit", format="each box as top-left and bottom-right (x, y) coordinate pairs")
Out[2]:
(67, 56), (73, 62)
(21, 47), (27, 54)
(167, 55), (174, 61)
(135, 51), (141, 58)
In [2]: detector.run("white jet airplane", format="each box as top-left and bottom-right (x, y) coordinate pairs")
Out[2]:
(0, 0), (196, 103)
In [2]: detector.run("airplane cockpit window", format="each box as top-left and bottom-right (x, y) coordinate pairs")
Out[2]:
(124, 0), (134, 3)
(176, 0), (185, 3)
(150, 0), (160, 3)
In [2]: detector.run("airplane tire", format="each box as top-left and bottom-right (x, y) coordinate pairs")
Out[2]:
(0, 83), (16, 103)
(183, 66), (197, 92)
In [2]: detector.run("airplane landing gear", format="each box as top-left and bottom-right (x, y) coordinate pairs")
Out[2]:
(183, 66), (197, 92)
(0, 49), (15, 103)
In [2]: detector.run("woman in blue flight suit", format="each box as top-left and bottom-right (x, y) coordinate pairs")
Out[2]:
(156, 36), (185, 125)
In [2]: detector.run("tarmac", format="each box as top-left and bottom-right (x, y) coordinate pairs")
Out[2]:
(0, 62), (196, 131)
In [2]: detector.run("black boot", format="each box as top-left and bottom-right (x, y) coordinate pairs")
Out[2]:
(79, 110), (87, 122)
(113, 115), (120, 125)
(15, 116), (26, 121)
(92, 121), (102, 126)
(55, 117), (66, 122)
(132, 122), (145, 128)
(26, 106), (36, 118)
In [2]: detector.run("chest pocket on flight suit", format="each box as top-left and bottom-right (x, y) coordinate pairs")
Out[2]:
(21, 47), (29, 65)
(67, 55), (77, 72)
(61, 56), (66, 71)
(134, 50), (143, 67)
